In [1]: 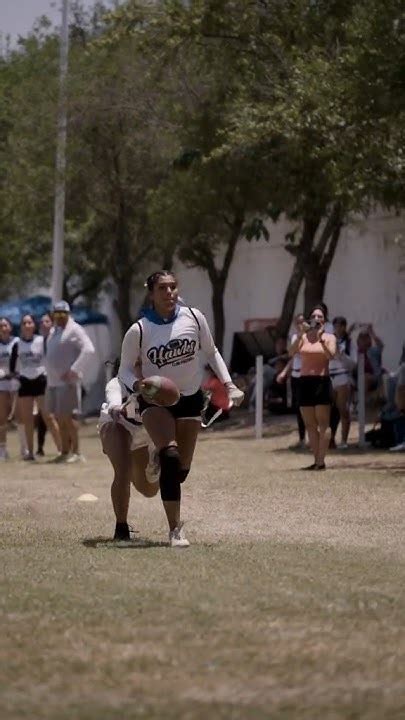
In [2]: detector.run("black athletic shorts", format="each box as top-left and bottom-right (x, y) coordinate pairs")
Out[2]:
(18, 374), (47, 398)
(298, 376), (332, 407)
(138, 388), (205, 420)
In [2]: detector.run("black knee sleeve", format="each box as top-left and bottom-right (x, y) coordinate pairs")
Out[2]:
(178, 468), (190, 484)
(159, 446), (181, 501)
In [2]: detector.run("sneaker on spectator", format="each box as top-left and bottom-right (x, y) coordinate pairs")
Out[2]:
(23, 452), (36, 461)
(389, 442), (405, 452)
(66, 453), (86, 464)
(337, 443), (349, 450)
(49, 453), (69, 463)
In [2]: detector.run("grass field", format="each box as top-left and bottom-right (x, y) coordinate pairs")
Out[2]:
(1, 417), (405, 720)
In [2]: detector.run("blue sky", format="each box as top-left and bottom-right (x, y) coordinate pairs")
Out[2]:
(0, 1), (108, 41)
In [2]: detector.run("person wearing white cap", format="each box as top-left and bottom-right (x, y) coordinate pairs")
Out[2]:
(45, 301), (95, 462)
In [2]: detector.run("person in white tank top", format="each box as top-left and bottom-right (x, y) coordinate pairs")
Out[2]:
(329, 316), (357, 449)
(0, 317), (19, 461)
(13, 314), (61, 461)
(118, 270), (244, 548)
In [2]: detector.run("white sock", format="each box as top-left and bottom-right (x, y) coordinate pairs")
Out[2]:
(17, 425), (28, 456)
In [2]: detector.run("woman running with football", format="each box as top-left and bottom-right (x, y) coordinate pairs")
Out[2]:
(118, 270), (244, 547)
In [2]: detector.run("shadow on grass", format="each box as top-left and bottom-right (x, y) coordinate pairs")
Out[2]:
(199, 423), (294, 442)
(327, 462), (405, 475)
(82, 536), (168, 549)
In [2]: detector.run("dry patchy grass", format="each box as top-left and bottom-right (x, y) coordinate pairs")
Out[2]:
(1, 419), (405, 720)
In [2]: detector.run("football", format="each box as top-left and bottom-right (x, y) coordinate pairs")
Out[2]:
(140, 375), (180, 407)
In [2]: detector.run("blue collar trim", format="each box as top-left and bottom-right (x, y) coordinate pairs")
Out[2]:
(143, 305), (180, 325)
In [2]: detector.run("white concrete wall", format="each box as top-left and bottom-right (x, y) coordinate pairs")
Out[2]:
(173, 211), (405, 371)
(104, 210), (405, 372)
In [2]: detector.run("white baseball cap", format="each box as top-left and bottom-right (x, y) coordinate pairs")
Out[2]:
(53, 300), (71, 313)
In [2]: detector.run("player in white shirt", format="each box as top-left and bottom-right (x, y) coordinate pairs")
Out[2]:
(98, 371), (160, 542)
(0, 317), (19, 461)
(11, 314), (61, 461)
(329, 316), (357, 448)
(118, 270), (244, 547)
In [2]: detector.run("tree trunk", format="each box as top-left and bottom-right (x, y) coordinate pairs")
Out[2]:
(276, 206), (343, 334)
(111, 192), (134, 337)
(211, 278), (226, 352)
(205, 212), (244, 352)
(303, 267), (328, 315)
(114, 271), (132, 338)
(276, 259), (305, 337)
(303, 209), (343, 316)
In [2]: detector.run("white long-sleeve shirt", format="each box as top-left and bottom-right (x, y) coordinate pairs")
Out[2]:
(119, 306), (232, 396)
(45, 318), (95, 387)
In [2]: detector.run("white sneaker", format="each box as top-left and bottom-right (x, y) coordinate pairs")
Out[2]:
(169, 524), (190, 548)
(337, 443), (349, 450)
(389, 442), (405, 452)
(66, 453), (86, 464)
(145, 446), (160, 483)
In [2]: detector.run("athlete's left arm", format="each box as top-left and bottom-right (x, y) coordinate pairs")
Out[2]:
(105, 377), (123, 407)
(118, 323), (143, 393)
(196, 310), (244, 406)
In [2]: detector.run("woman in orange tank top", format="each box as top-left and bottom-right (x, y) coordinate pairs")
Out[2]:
(289, 305), (336, 470)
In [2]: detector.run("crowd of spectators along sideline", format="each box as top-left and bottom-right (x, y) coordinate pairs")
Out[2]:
(239, 315), (405, 452)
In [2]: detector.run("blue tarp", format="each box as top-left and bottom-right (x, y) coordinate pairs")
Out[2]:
(0, 295), (108, 333)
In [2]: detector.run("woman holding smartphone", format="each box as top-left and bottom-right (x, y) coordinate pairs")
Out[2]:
(289, 305), (337, 470)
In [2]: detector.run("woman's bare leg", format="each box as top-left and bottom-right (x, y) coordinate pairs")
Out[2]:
(175, 418), (200, 475)
(315, 405), (331, 466)
(130, 445), (159, 499)
(335, 385), (351, 444)
(0, 392), (11, 453)
(36, 397), (61, 453)
(139, 408), (180, 531)
(17, 396), (35, 455)
(300, 407), (319, 465)
(100, 422), (159, 525)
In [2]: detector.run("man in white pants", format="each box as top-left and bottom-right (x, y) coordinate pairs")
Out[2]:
(45, 301), (95, 462)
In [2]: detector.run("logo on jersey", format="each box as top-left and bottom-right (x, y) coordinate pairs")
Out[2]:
(147, 338), (197, 369)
